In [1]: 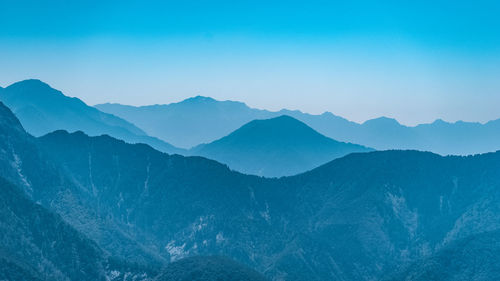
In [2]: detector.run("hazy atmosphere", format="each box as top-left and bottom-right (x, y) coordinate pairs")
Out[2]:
(2, 1), (500, 281)
(1, 0), (500, 125)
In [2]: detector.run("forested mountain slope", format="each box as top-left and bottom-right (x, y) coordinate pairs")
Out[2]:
(1, 100), (500, 280)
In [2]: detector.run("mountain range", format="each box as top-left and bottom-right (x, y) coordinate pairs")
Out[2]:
(0, 101), (265, 280)
(96, 96), (274, 149)
(0, 80), (184, 155)
(7, 78), (500, 177)
(2, 80), (372, 176)
(1, 98), (500, 280)
(97, 96), (500, 155)
(190, 115), (372, 177)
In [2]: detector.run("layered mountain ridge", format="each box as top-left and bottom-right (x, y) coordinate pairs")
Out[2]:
(1, 98), (500, 280)
(0, 79), (184, 155)
(2, 80), (373, 176)
(97, 96), (500, 155)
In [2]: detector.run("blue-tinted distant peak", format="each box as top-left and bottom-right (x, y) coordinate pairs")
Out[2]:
(362, 116), (402, 127)
(248, 114), (306, 126)
(266, 114), (303, 123)
(182, 95), (217, 103)
(4, 79), (65, 99)
(431, 118), (448, 125)
(6, 79), (50, 89)
(234, 115), (323, 139)
(173, 95), (251, 111)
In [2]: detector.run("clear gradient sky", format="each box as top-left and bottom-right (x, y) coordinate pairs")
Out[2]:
(1, 0), (499, 125)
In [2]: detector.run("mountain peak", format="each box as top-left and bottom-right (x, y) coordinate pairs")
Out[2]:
(261, 114), (299, 123)
(237, 115), (318, 138)
(182, 95), (217, 103)
(6, 79), (53, 91)
(177, 96), (250, 109)
(192, 115), (372, 177)
(431, 118), (448, 125)
(0, 79), (183, 154)
(4, 79), (64, 101)
(363, 116), (401, 127)
(255, 114), (303, 123)
(43, 129), (88, 138)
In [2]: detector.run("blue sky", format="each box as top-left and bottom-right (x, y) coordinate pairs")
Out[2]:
(1, 0), (499, 125)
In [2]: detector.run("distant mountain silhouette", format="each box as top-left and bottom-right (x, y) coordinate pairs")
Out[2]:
(3, 100), (500, 280)
(97, 96), (500, 155)
(190, 115), (373, 177)
(155, 256), (268, 281)
(0, 80), (374, 176)
(96, 96), (276, 148)
(0, 79), (184, 154)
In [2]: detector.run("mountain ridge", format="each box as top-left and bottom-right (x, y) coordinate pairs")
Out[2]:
(0, 79), (185, 155)
(2, 87), (500, 280)
(98, 96), (497, 128)
(96, 95), (500, 155)
(34, 126), (500, 280)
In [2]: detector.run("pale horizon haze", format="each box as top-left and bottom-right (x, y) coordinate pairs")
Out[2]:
(1, 0), (499, 126)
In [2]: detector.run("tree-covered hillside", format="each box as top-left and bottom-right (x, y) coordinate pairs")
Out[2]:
(2, 100), (500, 280)
(155, 256), (268, 281)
